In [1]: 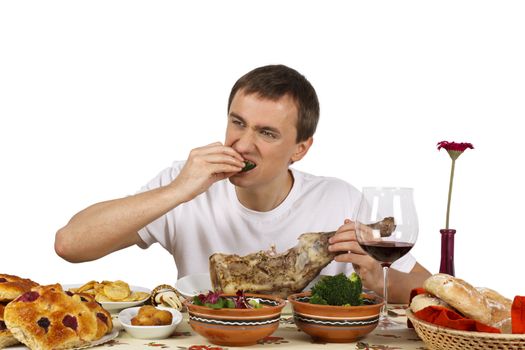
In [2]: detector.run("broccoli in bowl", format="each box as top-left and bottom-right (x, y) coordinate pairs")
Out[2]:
(288, 272), (384, 342)
(309, 272), (366, 306)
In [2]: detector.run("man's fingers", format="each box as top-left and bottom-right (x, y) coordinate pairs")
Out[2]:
(329, 231), (354, 244)
(195, 143), (244, 162)
(329, 241), (366, 255)
(334, 251), (370, 264)
(204, 154), (245, 168)
(209, 164), (245, 177)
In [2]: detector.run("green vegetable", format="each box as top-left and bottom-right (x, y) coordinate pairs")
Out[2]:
(309, 293), (328, 305)
(193, 296), (202, 305)
(309, 273), (363, 306)
(225, 299), (236, 308)
(248, 299), (262, 308)
(241, 161), (256, 172)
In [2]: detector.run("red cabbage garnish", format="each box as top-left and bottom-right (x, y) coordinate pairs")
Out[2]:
(234, 290), (250, 309)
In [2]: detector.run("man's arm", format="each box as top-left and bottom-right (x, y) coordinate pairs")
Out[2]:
(55, 142), (245, 263)
(55, 185), (185, 262)
(384, 262), (430, 303)
(329, 219), (431, 303)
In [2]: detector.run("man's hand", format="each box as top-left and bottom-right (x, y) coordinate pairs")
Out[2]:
(328, 219), (383, 293)
(170, 142), (245, 203)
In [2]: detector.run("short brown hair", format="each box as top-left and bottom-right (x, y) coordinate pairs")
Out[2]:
(227, 65), (319, 143)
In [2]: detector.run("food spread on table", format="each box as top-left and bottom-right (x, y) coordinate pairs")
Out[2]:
(1, 270), (523, 350)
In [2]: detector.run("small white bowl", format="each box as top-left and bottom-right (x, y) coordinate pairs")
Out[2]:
(118, 306), (182, 339)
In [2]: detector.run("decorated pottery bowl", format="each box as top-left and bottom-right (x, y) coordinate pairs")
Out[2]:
(287, 291), (384, 343)
(185, 293), (286, 346)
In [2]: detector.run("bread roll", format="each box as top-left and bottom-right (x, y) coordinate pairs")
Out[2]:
(423, 274), (491, 324)
(477, 287), (512, 328)
(410, 293), (451, 313)
(0, 274), (39, 302)
(0, 304), (20, 348)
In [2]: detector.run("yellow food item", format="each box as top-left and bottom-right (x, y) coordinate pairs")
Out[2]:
(68, 280), (149, 302)
(131, 305), (172, 326)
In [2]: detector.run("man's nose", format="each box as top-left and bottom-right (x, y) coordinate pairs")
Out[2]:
(234, 129), (255, 153)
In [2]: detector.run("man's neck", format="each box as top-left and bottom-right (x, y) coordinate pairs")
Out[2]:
(235, 170), (294, 212)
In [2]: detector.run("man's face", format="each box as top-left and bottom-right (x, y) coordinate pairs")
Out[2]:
(225, 90), (310, 189)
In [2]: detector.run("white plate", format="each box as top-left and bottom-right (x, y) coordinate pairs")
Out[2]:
(61, 284), (151, 313)
(10, 329), (119, 349)
(174, 273), (212, 298)
(118, 306), (183, 339)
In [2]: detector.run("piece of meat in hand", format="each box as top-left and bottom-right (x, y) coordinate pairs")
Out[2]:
(209, 231), (337, 298)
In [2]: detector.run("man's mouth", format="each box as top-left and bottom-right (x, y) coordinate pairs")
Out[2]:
(241, 160), (257, 172)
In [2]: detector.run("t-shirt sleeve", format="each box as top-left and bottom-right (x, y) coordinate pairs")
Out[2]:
(390, 252), (416, 272)
(135, 161), (185, 249)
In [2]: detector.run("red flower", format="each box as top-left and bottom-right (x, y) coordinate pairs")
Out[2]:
(437, 140), (474, 229)
(437, 141), (474, 152)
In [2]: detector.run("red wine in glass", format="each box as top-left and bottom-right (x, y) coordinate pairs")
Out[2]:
(359, 241), (414, 267)
(355, 187), (418, 330)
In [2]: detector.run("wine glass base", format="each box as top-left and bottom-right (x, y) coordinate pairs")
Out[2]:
(377, 315), (406, 330)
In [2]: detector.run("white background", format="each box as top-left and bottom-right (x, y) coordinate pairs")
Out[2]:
(1, 1), (523, 298)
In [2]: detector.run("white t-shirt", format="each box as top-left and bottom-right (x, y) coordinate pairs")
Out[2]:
(137, 161), (416, 279)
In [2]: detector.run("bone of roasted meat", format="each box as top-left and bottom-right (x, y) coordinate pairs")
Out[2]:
(209, 231), (337, 298)
(369, 216), (396, 237)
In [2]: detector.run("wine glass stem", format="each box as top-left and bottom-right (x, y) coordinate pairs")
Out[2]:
(382, 266), (389, 319)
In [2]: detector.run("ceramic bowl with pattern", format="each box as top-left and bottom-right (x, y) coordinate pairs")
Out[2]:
(287, 291), (384, 343)
(185, 293), (286, 346)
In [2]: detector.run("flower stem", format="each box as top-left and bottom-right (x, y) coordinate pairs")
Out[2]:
(445, 159), (456, 229)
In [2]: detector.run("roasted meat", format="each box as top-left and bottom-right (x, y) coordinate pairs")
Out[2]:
(369, 216), (396, 237)
(209, 231), (337, 298)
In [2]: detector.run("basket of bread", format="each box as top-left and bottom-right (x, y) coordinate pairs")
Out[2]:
(407, 273), (525, 350)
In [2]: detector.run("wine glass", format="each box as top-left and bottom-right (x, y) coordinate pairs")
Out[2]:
(355, 187), (418, 330)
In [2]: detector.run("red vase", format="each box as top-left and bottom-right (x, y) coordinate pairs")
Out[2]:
(439, 229), (456, 276)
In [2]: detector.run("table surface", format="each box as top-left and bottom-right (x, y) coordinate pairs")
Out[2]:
(102, 304), (428, 350)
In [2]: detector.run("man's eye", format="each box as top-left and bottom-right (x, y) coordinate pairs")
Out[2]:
(260, 130), (277, 139)
(232, 119), (244, 126)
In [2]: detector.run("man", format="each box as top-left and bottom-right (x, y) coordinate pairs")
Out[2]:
(55, 64), (429, 303)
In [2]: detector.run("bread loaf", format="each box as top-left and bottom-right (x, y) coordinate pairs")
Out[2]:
(409, 293), (451, 313)
(423, 273), (491, 324)
(4, 284), (113, 350)
(477, 287), (512, 329)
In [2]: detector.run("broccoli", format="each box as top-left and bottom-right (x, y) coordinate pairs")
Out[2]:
(309, 273), (363, 306)
(309, 293), (328, 305)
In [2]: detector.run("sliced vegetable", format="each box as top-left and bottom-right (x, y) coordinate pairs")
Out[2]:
(241, 161), (256, 172)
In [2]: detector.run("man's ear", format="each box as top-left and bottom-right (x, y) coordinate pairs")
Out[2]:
(290, 137), (314, 163)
